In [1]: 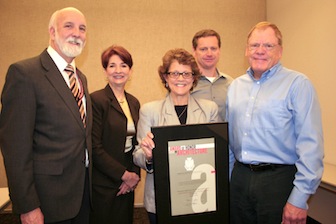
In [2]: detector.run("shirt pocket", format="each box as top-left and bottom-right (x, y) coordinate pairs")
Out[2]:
(254, 99), (291, 129)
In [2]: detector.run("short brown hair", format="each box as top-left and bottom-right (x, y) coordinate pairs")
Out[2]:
(158, 48), (201, 91)
(101, 45), (133, 69)
(247, 21), (283, 46)
(192, 29), (221, 49)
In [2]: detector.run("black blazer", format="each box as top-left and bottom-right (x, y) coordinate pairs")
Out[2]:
(90, 85), (140, 188)
(0, 49), (92, 223)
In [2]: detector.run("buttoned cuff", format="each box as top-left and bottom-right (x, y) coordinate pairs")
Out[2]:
(287, 186), (310, 209)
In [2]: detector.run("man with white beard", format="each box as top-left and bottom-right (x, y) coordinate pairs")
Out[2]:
(0, 7), (92, 224)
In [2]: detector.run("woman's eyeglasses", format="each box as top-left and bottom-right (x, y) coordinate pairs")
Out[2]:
(167, 71), (194, 79)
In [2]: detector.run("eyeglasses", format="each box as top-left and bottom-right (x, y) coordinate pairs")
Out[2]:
(167, 71), (194, 79)
(248, 43), (278, 51)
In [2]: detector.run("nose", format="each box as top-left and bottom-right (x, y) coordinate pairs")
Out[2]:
(255, 45), (266, 54)
(177, 74), (184, 80)
(72, 27), (82, 37)
(115, 66), (122, 73)
(205, 49), (212, 55)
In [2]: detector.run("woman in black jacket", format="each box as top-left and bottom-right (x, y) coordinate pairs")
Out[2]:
(90, 45), (140, 224)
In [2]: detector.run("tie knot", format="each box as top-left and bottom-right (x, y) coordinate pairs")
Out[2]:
(65, 64), (74, 73)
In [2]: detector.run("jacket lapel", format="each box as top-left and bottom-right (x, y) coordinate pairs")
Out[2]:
(104, 85), (124, 115)
(125, 93), (139, 126)
(162, 94), (204, 124)
(40, 50), (85, 129)
(162, 95), (180, 125)
(187, 96), (203, 123)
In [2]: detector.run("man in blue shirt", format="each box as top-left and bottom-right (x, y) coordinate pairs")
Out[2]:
(226, 22), (324, 224)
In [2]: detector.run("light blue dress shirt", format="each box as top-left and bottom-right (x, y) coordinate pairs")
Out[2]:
(226, 62), (324, 209)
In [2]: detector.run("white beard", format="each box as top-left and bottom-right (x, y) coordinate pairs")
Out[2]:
(55, 30), (85, 58)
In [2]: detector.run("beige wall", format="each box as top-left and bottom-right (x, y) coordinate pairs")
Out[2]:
(267, 2), (336, 221)
(267, 0), (336, 166)
(1, 0), (332, 210)
(0, 0), (266, 205)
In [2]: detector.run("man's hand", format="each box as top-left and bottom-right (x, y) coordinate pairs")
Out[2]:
(282, 202), (307, 224)
(20, 207), (44, 224)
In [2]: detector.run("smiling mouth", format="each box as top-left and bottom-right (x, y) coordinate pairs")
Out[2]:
(254, 57), (267, 61)
(204, 58), (214, 62)
(175, 83), (187, 87)
(113, 75), (124, 79)
(68, 41), (80, 46)
(67, 38), (83, 46)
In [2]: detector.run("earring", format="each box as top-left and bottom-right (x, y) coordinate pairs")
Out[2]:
(165, 82), (168, 88)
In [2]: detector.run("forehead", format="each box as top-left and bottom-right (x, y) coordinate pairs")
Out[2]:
(108, 54), (123, 63)
(169, 60), (192, 70)
(248, 27), (278, 43)
(57, 10), (86, 26)
(197, 36), (219, 47)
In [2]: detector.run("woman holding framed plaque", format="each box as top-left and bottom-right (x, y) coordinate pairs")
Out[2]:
(133, 48), (219, 224)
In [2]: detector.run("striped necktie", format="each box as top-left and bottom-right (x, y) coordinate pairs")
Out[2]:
(64, 64), (86, 127)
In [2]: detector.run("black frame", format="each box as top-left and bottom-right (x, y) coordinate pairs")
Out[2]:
(151, 122), (229, 224)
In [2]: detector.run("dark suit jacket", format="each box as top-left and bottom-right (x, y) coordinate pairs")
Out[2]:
(90, 85), (140, 223)
(90, 85), (140, 189)
(0, 49), (92, 223)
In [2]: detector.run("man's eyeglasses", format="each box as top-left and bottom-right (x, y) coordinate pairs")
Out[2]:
(167, 71), (194, 79)
(248, 43), (278, 51)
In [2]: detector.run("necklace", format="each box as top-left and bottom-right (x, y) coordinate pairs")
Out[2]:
(177, 105), (187, 119)
(118, 98), (125, 104)
(117, 95), (125, 104)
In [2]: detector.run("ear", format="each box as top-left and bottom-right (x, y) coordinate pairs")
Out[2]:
(103, 68), (109, 80)
(163, 74), (169, 83)
(278, 46), (283, 58)
(192, 48), (196, 57)
(128, 69), (133, 81)
(245, 46), (249, 57)
(49, 26), (56, 41)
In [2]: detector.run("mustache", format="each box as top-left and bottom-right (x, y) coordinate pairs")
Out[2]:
(66, 37), (84, 46)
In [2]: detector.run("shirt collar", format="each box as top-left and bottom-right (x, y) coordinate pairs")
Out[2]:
(247, 62), (282, 82)
(47, 46), (76, 72)
(201, 68), (226, 80)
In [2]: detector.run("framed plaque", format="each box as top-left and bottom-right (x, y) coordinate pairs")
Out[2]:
(151, 122), (229, 224)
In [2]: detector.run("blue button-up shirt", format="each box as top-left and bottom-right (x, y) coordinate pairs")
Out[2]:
(226, 62), (324, 209)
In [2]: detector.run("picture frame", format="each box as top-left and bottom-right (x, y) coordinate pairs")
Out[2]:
(152, 122), (229, 224)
